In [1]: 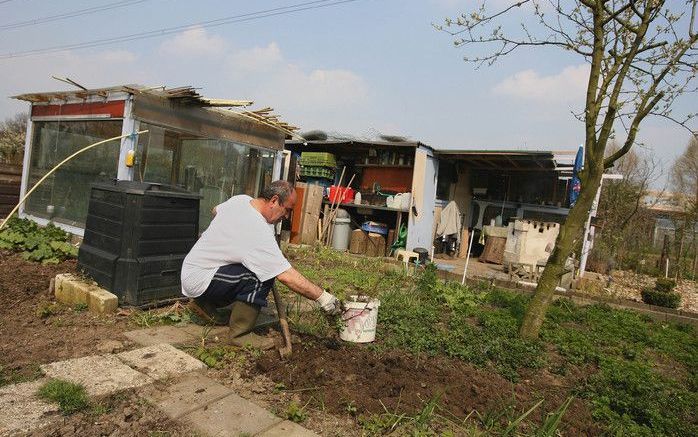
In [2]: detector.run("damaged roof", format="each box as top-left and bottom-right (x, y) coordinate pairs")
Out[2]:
(13, 84), (299, 137)
(435, 149), (576, 172)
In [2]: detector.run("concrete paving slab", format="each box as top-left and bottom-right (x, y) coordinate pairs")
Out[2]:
(141, 374), (231, 419)
(182, 392), (281, 436)
(41, 355), (152, 397)
(0, 380), (60, 436)
(178, 323), (228, 340)
(117, 343), (206, 380)
(257, 420), (320, 436)
(124, 325), (197, 346)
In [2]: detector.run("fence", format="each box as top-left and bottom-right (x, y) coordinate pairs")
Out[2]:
(0, 163), (21, 216)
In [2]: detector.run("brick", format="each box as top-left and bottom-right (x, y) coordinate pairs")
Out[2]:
(54, 273), (117, 314)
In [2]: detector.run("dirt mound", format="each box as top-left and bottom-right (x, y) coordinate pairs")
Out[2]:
(0, 251), (130, 383)
(254, 338), (599, 435)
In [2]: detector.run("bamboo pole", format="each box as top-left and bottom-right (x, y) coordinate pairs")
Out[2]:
(326, 174), (356, 246)
(0, 130), (149, 230)
(320, 166), (345, 241)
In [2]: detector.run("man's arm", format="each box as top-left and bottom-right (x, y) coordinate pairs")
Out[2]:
(276, 267), (323, 300)
(276, 267), (341, 315)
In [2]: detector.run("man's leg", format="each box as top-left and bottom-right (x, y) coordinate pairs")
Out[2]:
(203, 264), (275, 349)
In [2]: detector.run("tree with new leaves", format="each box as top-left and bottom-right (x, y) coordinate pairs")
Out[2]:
(437, 0), (698, 338)
(0, 113), (27, 165)
(669, 137), (698, 277)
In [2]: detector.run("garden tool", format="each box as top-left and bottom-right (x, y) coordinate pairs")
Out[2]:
(271, 284), (293, 358)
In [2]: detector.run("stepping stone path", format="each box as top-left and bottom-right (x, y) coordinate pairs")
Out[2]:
(0, 323), (318, 437)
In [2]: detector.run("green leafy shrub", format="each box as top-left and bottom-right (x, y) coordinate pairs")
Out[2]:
(37, 379), (90, 415)
(654, 278), (676, 292)
(641, 287), (681, 308)
(0, 217), (77, 263)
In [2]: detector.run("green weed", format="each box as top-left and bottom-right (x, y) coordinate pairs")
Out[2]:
(37, 379), (90, 415)
(191, 346), (238, 369)
(0, 217), (77, 263)
(36, 301), (61, 318)
(73, 302), (88, 312)
(284, 401), (308, 423)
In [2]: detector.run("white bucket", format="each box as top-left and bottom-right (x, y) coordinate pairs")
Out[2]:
(339, 296), (380, 343)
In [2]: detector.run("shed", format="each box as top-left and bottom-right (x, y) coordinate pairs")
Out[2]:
(13, 85), (296, 235)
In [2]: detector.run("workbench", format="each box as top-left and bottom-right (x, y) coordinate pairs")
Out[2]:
(323, 200), (408, 249)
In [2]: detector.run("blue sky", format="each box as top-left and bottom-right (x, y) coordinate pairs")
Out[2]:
(0, 0), (694, 185)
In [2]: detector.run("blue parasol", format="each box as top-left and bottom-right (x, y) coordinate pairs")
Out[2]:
(568, 146), (583, 207)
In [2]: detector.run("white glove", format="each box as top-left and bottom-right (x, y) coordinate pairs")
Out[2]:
(316, 290), (342, 316)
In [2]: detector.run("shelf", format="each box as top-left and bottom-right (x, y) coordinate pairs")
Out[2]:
(354, 164), (413, 168)
(322, 199), (408, 213)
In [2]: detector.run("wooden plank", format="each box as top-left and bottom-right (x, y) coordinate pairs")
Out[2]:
(480, 236), (506, 264)
(299, 183), (324, 244)
(290, 183), (306, 244)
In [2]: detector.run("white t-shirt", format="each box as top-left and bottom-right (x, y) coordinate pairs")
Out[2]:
(181, 195), (291, 298)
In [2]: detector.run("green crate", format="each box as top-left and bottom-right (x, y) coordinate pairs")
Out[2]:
(300, 152), (337, 167)
(300, 166), (335, 179)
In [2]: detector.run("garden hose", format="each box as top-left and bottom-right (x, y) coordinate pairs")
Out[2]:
(0, 130), (148, 231)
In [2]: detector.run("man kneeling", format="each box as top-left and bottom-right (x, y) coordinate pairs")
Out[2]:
(181, 180), (340, 348)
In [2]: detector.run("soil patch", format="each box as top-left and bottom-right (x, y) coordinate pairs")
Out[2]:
(0, 251), (131, 384)
(253, 337), (600, 435)
(24, 390), (194, 436)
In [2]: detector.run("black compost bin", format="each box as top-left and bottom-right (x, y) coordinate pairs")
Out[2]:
(78, 181), (201, 306)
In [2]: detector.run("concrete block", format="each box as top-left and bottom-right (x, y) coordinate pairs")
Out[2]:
(142, 374), (231, 419)
(54, 273), (117, 314)
(41, 355), (152, 397)
(258, 420), (321, 437)
(178, 324), (228, 341)
(117, 343), (206, 380)
(182, 393), (281, 436)
(0, 380), (60, 436)
(124, 325), (197, 346)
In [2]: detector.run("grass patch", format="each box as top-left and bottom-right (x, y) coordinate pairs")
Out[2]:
(284, 247), (698, 435)
(37, 379), (90, 415)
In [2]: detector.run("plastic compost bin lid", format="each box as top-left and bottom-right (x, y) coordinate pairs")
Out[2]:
(91, 180), (202, 199)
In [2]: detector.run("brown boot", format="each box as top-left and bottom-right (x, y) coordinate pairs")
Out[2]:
(227, 301), (275, 350)
(188, 298), (227, 326)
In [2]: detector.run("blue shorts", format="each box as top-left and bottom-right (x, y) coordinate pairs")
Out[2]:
(199, 264), (274, 308)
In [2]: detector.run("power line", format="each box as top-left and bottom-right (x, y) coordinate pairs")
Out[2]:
(0, 0), (151, 31)
(0, 0), (362, 60)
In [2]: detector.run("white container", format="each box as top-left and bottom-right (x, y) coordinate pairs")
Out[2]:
(354, 192), (362, 205)
(331, 217), (351, 251)
(400, 192), (411, 210)
(339, 296), (380, 343)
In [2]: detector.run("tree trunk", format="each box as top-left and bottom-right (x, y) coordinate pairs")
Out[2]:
(519, 172), (601, 340)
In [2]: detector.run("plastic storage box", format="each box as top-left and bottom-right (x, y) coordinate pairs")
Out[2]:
(77, 181), (201, 306)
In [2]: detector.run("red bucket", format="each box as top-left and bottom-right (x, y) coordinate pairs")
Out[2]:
(328, 186), (355, 203)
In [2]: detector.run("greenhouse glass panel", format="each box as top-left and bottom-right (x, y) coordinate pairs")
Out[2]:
(25, 120), (123, 227)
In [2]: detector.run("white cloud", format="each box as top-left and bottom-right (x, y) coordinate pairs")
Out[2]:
(493, 64), (589, 103)
(0, 49), (147, 116)
(229, 42), (282, 72)
(159, 26), (227, 57)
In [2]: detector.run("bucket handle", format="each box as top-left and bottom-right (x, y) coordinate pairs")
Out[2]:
(341, 302), (374, 322)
